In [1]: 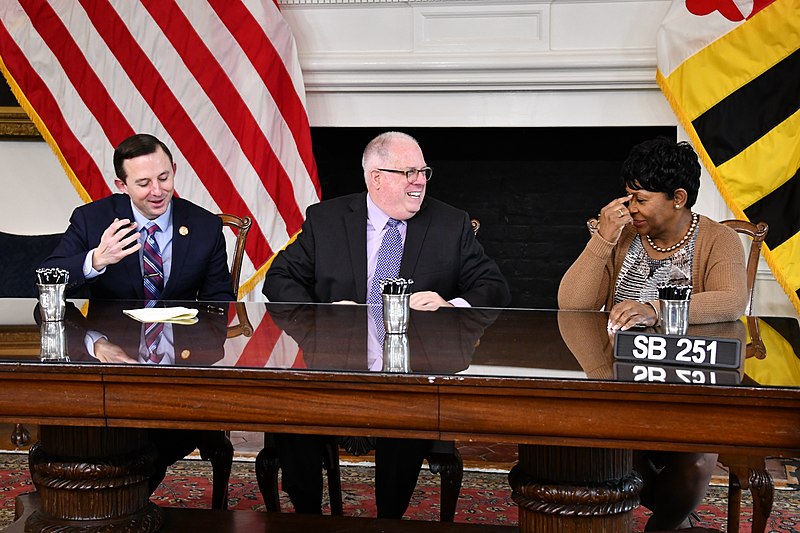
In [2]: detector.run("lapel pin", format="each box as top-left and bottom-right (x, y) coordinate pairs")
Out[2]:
(181, 349), (191, 359)
(179, 226), (189, 236)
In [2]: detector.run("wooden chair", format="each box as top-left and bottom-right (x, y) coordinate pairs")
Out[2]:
(717, 219), (771, 533)
(217, 214), (252, 300)
(194, 214), (252, 510)
(254, 220), (483, 519)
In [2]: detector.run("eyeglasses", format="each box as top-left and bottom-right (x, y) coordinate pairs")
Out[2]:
(376, 167), (433, 182)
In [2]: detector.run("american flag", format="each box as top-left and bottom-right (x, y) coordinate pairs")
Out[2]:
(0, 0), (321, 298)
(221, 304), (307, 368)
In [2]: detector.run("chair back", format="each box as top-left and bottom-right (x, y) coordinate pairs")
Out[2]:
(470, 219), (480, 236)
(217, 214), (252, 298)
(0, 232), (63, 298)
(720, 219), (768, 316)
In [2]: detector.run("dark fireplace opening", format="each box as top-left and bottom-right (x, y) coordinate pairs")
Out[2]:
(311, 126), (676, 309)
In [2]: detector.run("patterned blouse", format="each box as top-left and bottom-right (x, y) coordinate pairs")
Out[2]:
(613, 227), (698, 305)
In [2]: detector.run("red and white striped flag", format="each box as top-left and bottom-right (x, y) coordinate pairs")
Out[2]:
(220, 304), (307, 368)
(0, 0), (321, 298)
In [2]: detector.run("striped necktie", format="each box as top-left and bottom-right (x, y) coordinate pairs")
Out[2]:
(143, 222), (164, 300)
(143, 318), (164, 364)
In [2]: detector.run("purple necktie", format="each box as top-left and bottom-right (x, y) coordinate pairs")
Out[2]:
(143, 223), (163, 300)
(368, 219), (403, 344)
(368, 218), (403, 306)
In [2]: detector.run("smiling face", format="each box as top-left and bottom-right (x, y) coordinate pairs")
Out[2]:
(365, 135), (427, 220)
(626, 186), (686, 238)
(115, 146), (176, 220)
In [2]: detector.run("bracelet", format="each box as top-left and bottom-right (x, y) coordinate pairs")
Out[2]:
(644, 300), (660, 325)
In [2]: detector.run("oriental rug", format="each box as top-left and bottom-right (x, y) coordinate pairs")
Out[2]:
(0, 453), (798, 532)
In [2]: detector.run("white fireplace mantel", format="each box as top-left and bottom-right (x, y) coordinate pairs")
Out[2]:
(278, 0), (674, 127)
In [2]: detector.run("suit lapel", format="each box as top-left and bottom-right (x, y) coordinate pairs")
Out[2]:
(400, 201), (430, 279)
(114, 195), (145, 299)
(165, 199), (188, 300)
(345, 193), (368, 303)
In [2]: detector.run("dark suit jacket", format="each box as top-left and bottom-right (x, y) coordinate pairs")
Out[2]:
(42, 194), (234, 301)
(263, 192), (510, 307)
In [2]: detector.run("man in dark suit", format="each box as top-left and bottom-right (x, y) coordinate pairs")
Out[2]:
(262, 131), (510, 518)
(40, 133), (235, 495)
(42, 133), (234, 302)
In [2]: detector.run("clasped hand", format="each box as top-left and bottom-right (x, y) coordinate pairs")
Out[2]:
(608, 300), (658, 331)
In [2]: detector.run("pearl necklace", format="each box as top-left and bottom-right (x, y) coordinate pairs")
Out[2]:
(646, 212), (698, 253)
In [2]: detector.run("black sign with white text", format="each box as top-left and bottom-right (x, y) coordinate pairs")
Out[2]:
(613, 362), (741, 385)
(613, 331), (741, 369)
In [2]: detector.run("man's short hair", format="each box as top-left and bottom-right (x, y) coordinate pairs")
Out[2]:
(113, 133), (174, 182)
(362, 131), (419, 171)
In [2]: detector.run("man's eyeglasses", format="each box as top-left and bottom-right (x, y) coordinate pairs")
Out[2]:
(376, 167), (433, 182)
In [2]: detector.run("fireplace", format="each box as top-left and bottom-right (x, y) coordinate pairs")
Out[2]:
(311, 126), (676, 309)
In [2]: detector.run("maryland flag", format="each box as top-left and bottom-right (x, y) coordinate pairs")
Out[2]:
(656, 0), (800, 316)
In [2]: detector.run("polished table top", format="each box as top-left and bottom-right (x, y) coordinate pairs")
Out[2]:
(0, 298), (798, 455)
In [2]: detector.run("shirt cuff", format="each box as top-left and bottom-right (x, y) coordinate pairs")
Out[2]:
(83, 249), (106, 279)
(84, 330), (106, 359)
(448, 297), (471, 308)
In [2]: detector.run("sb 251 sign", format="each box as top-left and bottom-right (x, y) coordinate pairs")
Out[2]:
(614, 331), (741, 369)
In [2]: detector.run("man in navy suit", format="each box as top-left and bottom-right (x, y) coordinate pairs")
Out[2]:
(41, 133), (235, 497)
(42, 133), (234, 302)
(262, 131), (510, 518)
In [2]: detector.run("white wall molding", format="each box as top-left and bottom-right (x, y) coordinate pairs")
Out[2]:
(299, 49), (657, 92)
(284, 0), (667, 93)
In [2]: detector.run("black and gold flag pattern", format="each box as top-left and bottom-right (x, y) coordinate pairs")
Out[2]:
(656, 0), (800, 315)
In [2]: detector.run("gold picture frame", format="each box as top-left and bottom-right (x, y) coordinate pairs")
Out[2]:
(0, 106), (40, 138)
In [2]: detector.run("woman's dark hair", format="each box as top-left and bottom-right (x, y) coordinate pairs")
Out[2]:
(113, 133), (173, 182)
(620, 138), (701, 208)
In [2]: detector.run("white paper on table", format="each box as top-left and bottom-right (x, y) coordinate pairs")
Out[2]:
(122, 307), (199, 325)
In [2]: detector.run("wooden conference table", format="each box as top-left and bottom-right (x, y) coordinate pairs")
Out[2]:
(0, 298), (798, 532)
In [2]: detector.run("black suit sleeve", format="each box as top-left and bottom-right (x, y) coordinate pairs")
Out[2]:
(41, 207), (106, 295)
(262, 216), (317, 303)
(197, 216), (236, 302)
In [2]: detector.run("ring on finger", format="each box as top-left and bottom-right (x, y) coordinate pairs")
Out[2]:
(617, 208), (625, 217)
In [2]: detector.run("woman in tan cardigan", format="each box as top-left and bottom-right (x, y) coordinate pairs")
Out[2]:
(558, 138), (748, 530)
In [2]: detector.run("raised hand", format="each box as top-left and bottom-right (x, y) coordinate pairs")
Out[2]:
(92, 218), (142, 271)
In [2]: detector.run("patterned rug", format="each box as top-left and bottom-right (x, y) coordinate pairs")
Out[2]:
(1, 453), (798, 531)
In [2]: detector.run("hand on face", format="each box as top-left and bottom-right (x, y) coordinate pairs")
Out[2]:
(597, 195), (633, 244)
(410, 291), (453, 311)
(607, 300), (658, 331)
(92, 218), (142, 271)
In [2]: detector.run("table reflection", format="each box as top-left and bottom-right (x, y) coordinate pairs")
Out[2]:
(57, 300), (227, 366)
(256, 303), (499, 374)
(0, 298), (797, 389)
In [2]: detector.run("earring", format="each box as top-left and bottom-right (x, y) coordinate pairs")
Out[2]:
(674, 204), (681, 209)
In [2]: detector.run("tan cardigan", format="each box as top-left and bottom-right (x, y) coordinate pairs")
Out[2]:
(558, 215), (748, 324)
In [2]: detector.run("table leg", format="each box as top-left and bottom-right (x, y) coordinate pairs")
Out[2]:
(509, 445), (642, 533)
(23, 426), (162, 532)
